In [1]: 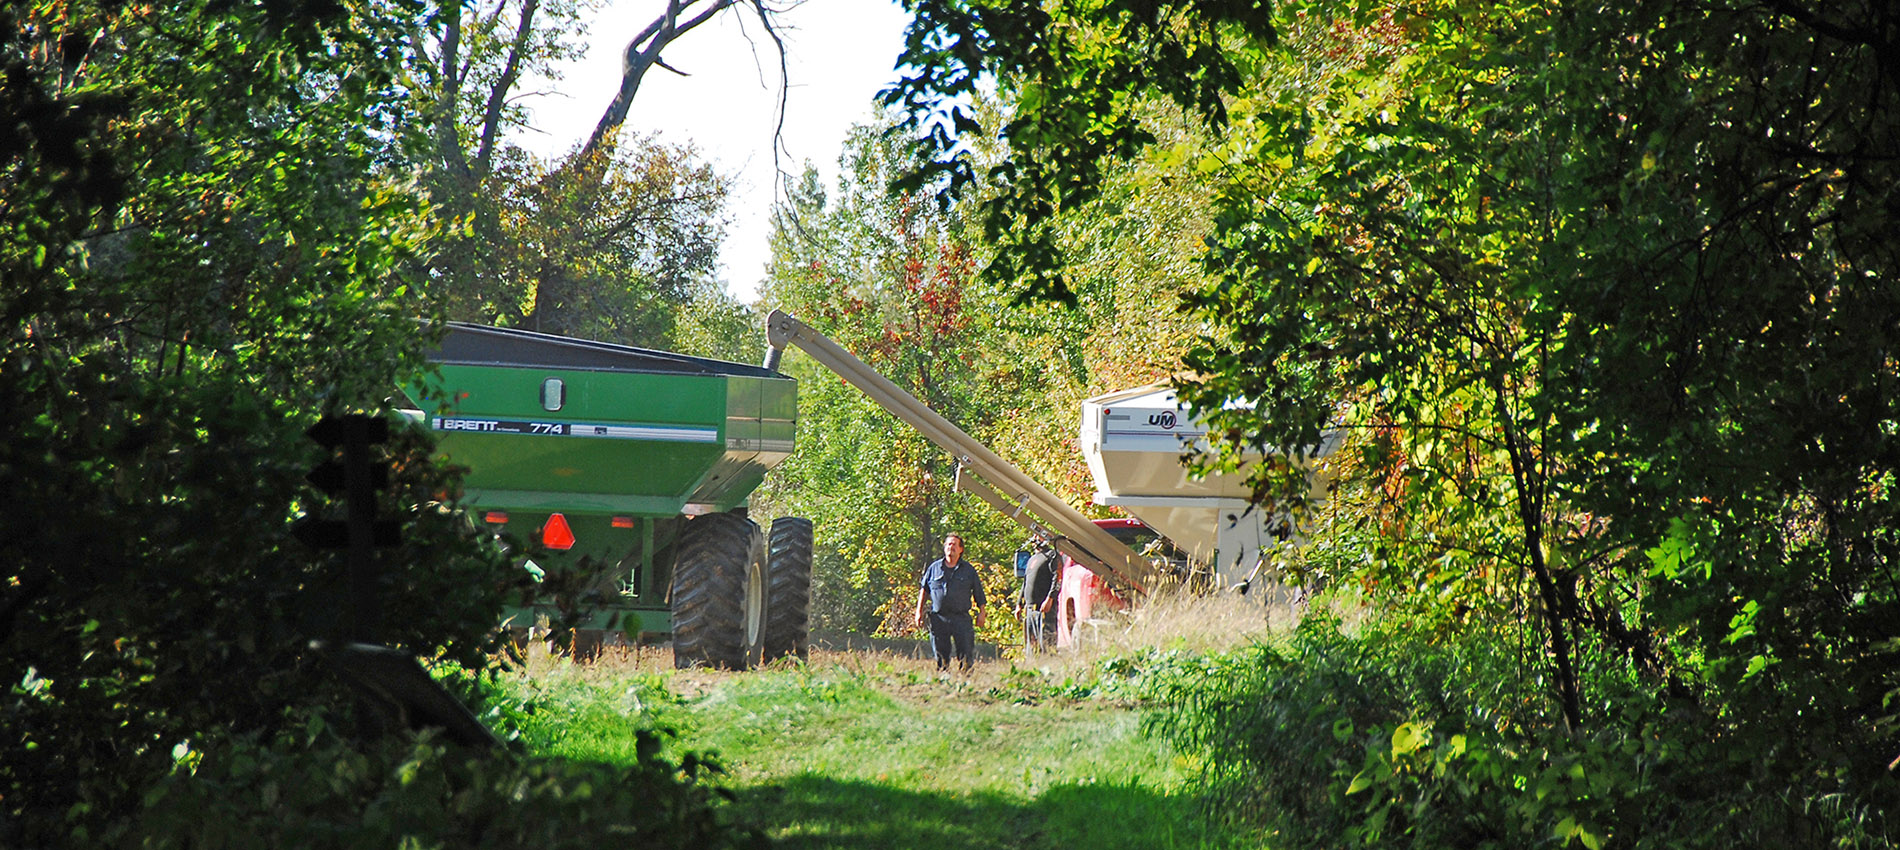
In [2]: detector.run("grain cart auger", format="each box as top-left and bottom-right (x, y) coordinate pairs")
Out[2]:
(762, 310), (1161, 596)
(409, 322), (812, 670)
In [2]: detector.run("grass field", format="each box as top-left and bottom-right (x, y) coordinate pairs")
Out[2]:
(488, 593), (1288, 849)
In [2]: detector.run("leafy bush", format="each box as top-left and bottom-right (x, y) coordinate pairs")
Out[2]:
(1, 1), (519, 842)
(1150, 614), (1899, 849)
(123, 713), (765, 850)
(479, 664), (702, 763)
(1, 403), (515, 845)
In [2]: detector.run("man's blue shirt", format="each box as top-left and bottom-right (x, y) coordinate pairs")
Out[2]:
(920, 558), (986, 615)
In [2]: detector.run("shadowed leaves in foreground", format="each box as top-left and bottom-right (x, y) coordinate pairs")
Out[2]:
(736, 774), (1245, 850)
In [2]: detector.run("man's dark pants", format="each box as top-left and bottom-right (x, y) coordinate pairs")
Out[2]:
(928, 611), (976, 671)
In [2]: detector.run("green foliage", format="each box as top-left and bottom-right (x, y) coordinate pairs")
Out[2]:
(494, 657), (1254, 848)
(1528, 1), (1900, 792)
(1151, 615), (1898, 849)
(1, 0), (520, 842)
(671, 282), (765, 362)
(426, 142), (731, 347)
(1163, 0), (1633, 729)
(407, 0), (734, 349)
(1178, 0), (1900, 777)
(755, 124), (1025, 636)
(126, 717), (764, 849)
(807, 546), (895, 634)
(882, 0), (1276, 302)
(890, 0), (1898, 803)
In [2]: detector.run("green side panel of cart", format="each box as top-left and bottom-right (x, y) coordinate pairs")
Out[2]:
(411, 323), (797, 518)
(402, 322), (798, 641)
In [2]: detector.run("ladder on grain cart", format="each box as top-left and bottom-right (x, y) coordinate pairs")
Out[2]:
(763, 310), (1162, 595)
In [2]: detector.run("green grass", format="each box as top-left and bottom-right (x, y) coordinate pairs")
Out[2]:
(488, 648), (1273, 849)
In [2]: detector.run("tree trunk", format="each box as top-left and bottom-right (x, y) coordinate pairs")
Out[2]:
(435, 9), (469, 181)
(1495, 377), (1584, 732)
(475, 0), (542, 177)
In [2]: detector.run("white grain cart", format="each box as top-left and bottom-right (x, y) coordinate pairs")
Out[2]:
(1078, 385), (1338, 604)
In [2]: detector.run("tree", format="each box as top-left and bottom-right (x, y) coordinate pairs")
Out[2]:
(437, 138), (729, 344)
(755, 123), (1033, 638)
(887, 0), (1899, 787)
(409, 0), (732, 347)
(2, 1), (511, 840)
(1536, 0), (1899, 780)
(881, 0), (1274, 303)
(993, 100), (1224, 503)
(580, 0), (788, 164)
(1177, 0), (1599, 729)
(672, 280), (767, 363)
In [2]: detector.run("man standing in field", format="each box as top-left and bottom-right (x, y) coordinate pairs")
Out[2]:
(1020, 540), (1058, 653)
(915, 533), (988, 672)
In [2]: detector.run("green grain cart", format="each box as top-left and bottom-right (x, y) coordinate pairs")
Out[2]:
(407, 322), (809, 669)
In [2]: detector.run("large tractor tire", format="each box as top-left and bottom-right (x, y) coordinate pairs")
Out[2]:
(670, 512), (768, 670)
(763, 517), (813, 662)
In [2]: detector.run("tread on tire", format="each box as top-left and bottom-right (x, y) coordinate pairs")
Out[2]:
(671, 511), (767, 670)
(763, 517), (813, 662)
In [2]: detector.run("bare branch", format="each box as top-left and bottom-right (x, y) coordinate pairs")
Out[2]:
(581, 0), (739, 161)
(736, 0), (793, 204)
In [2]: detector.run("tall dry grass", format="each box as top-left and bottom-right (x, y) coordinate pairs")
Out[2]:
(497, 583), (1337, 692)
(1021, 586), (1302, 680)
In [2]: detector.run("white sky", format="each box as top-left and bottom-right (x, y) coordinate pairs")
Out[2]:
(516, 0), (914, 303)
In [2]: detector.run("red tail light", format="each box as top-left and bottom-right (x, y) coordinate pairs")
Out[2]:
(484, 511), (509, 524)
(611, 516), (635, 529)
(541, 513), (575, 550)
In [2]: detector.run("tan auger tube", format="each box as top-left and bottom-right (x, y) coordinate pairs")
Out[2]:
(764, 309), (1159, 594)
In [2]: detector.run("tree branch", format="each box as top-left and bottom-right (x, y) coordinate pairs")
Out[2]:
(437, 8), (470, 180)
(476, 0), (541, 177)
(581, 0), (738, 161)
